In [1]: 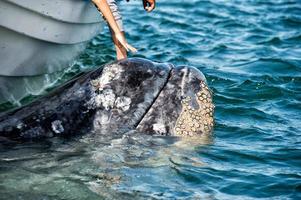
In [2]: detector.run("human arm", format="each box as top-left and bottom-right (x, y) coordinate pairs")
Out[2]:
(92, 0), (137, 53)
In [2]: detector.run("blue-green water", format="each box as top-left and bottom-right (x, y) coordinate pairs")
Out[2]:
(1, 0), (301, 199)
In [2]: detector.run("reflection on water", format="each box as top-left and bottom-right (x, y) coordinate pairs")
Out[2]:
(1, 0), (301, 199)
(0, 132), (212, 199)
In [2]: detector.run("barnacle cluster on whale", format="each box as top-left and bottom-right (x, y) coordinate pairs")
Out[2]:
(174, 81), (214, 136)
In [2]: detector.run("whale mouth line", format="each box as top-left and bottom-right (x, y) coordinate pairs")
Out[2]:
(134, 63), (174, 129)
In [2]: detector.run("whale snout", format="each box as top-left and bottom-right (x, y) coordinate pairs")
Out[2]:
(136, 64), (214, 136)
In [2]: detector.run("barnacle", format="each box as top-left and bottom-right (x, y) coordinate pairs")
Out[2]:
(174, 81), (214, 136)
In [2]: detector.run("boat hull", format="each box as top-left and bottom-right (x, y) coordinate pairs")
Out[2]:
(0, 0), (104, 105)
(0, 0), (103, 76)
(0, 27), (87, 76)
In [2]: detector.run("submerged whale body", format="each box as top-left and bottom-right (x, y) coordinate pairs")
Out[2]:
(0, 58), (214, 139)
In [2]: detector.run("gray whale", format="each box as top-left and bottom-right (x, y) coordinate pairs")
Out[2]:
(0, 58), (214, 140)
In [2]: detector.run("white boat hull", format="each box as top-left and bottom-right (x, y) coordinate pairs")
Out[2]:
(0, 0), (104, 105)
(0, 0), (103, 76)
(0, 27), (88, 76)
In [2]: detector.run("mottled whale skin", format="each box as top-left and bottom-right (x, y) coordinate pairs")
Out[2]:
(0, 58), (214, 140)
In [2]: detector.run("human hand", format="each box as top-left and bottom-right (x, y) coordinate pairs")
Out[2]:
(143, 0), (156, 12)
(115, 32), (137, 53)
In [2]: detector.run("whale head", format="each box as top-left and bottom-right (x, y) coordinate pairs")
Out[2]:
(0, 58), (214, 140)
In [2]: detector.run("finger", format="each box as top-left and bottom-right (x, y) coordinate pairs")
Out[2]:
(126, 44), (137, 53)
(147, 2), (155, 12)
(127, 45), (137, 53)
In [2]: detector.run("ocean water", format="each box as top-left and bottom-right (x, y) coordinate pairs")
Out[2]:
(1, 0), (301, 199)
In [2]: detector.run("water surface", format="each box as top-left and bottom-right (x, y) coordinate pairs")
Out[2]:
(1, 0), (301, 199)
